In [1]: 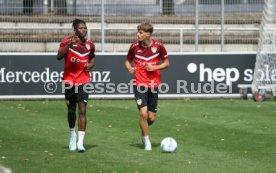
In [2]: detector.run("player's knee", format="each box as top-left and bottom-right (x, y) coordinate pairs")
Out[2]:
(78, 107), (86, 117)
(139, 108), (148, 119)
(140, 112), (148, 119)
(78, 110), (86, 117)
(147, 117), (155, 126)
(68, 107), (76, 114)
(147, 119), (154, 126)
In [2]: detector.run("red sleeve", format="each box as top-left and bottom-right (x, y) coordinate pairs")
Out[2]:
(159, 44), (169, 61)
(58, 37), (71, 53)
(89, 43), (95, 60)
(126, 45), (134, 62)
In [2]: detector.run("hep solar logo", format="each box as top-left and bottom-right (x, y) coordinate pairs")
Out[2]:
(187, 63), (240, 86)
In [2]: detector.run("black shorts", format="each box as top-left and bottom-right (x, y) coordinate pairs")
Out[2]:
(65, 84), (89, 106)
(134, 85), (158, 113)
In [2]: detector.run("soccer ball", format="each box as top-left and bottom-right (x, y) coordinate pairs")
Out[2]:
(160, 137), (177, 152)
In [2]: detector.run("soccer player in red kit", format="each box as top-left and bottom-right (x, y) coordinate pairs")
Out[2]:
(57, 19), (95, 152)
(125, 23), (170, 151)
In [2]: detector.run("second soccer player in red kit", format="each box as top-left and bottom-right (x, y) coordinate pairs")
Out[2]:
(57, 19), (95, 152)
(125, 22), (170, 151)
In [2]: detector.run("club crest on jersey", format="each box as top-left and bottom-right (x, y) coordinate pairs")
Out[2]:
(85, 43), (90, 50)
(136, 99), (142, 106)
(151, 46), (157, 53)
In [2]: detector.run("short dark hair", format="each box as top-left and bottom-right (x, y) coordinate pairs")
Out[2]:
(137, 22), (153, 34)
(72, 19), (86, 29)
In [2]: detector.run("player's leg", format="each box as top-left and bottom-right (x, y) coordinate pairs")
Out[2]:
(76, 84), (89, 152)
(77, 102), (87, 152)
(78, 102), (87, 131)
(141, 87), (158, 150)
(139, 106), (149, 137)
(67, 104), (77, 151)
(134, 86), (152, 150)
(67, 104), (77, 128)
(147, 87), (158, 126)
(147, 111), (155, 126)
(134, 87), (151, 151)
(134, 86), (148, 136)
(139, 106), (152, 151)
(140, 107), (152, 151)
(65, 85), (77, 151)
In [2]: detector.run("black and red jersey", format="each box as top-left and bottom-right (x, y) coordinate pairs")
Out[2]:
(58, 35), (95, 85)
(127, 39), (168, 88)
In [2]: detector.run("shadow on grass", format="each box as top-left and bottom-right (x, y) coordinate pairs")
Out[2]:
(85, 144), (99, 150)
(63, 144), (98, 152)
(128, 142), (160, 149)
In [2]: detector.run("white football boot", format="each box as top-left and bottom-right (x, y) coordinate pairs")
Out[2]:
(144, 140), (152, 151)
(69, 134), (77, 151)
(77, 142), (86, 152)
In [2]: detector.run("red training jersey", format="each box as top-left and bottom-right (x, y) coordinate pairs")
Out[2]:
(126, 39), (168, 88)
(58, 35), (95, 85)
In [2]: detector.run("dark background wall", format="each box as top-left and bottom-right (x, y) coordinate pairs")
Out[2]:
(0, 53), (256, 97)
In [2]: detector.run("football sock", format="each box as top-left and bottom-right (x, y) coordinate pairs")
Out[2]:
(143, 135), (150, 143)
(70, 128), (76, 137)
(78, 131), (85, 144)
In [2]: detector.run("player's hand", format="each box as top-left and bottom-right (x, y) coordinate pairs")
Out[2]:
(128, 67), (135, 74)
(146, 64), (156, 71)
(84, 63), (93, 71)
(68, 36), (80, 46)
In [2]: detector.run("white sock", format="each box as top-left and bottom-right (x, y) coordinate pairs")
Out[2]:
(78, 131), (85, 145)
(70, 128), (76, 137)
(143, 135), (150, 143)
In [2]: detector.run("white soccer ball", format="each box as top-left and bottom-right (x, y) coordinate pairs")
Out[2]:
(160, 137), (177, 152)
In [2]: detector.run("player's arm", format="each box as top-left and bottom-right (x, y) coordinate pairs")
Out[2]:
(125, 47), (135, 74)
(57, 36), (79, 60)
(125, 59), (135, 74)
(146, 58), (170, 71)
(57, 44), (70, 61)
(84, 55), (95, 71)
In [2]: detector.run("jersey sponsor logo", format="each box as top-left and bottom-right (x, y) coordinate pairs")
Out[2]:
(70, 57), (88, 63)
(137, 61), (157, 67)
(137, 50), (142, 53)
(151, 46), (157, 53)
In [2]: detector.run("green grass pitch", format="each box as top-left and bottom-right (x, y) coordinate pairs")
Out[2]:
(0, 99), (275, 173)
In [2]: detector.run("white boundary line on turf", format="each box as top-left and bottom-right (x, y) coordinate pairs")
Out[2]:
(0, 94), (246, 100)
(0, 52), (257, 56)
